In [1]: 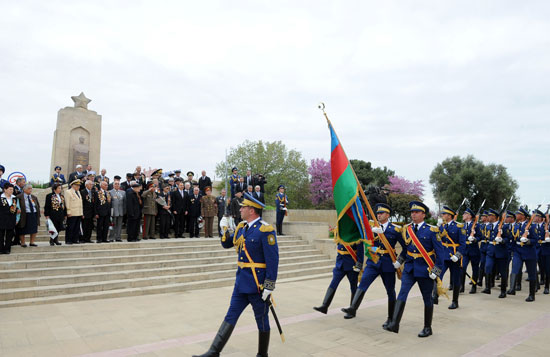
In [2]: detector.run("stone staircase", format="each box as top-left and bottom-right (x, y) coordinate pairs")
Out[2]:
(0, 223), (333, 308)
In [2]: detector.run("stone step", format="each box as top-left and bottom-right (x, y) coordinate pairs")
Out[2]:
(0, 271), (334, 309)
(0, 249), (324, 279)
(0, 262), (334, 301)
(1, 239), (303, 260)
(0, 254), (330, 289)
(0, 243), (314, 270)
(9, 236), (301, 252)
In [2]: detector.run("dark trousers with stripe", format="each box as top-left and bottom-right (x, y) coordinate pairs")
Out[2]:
(329, 268), (359, 296)
(224, 289), (270, 331)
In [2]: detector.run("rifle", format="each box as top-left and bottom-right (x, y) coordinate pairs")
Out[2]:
(496, 196), (514, 237)
(454, 198), (468, 221)
(521, 203), (542, 239)
(469, 199), (486, 236)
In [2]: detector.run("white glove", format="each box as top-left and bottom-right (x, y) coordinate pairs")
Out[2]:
(451, 255), (459, 263)
(393, 261), (401, 269)
(468, 236), (475, 242)
(371, 226), (383, 234)
(545, 237), (550, 243)
(353, 266), (361, 273)
(495, 237), (503, 243)
(219, 216), (229, 230)
(261, 289), (272, 301)
(429, 273), (437, 280)
(282, 207), (288, 211)
(520, 237), (528, 243)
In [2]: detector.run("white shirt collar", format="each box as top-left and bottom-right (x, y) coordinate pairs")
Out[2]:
(246, 216), (262, 227)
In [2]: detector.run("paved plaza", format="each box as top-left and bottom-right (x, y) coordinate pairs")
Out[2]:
(0, 275), (549, 356)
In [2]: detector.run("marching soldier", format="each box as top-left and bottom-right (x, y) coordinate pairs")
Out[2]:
(540, 214), (550, 294)
(508, 209), (543, 301)
(509, 207), (529, 292)
(275, 185), (288, 236)
(435, 206), (466, 309)
(341, 203), (406, 327)
(476, 211), (489, 286)
(314, 233), (364, 314)
(462, 208), (480, 293)
(385, 201), (445, 338)
(481, 209), (511, 298)
(194, 193), (278, 357)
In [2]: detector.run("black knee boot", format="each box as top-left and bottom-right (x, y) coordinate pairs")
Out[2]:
(448, 285), (459, 309)
(382, 300), (396, 329)
(477, 270), (484, 286)
(432, 281), (439, 305)
(418, 305), (433, 338)
(507, 273), (517, 295)
(516, 272), (522, 291)
(256, 330), (270, 357)
(314, 287), (335, 314)
(460, 272), (466, 293)
(193, 321), (235, 357)
(544, 278), (549, 294)
(499, 275), (507, 298)
(482, 273), (491, 294)
(342, 289), (365, 319)
(384, 300), (405, 333)
(525, 280), (536, 302)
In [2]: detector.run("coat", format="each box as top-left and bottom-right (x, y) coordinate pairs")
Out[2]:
(142, 189), (158, 215)
(65, 188), (83, 217)
(109, 189), (126, 217)
(126, 190), (142, 220)
(16, 193), (41, 228)
(200, 195), (217, 218)
(80, 187), (95, 218)
(93, 189), (112, 217)
(171, 189), (188, 215)
(187, 194), (202, 217)
(44, 193), (67, 222)
(0, 195), (18, 230)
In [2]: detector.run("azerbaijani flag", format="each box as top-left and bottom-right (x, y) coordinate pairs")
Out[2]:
(329, 120), (375, 255)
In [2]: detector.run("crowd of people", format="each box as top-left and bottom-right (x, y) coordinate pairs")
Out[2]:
(0, 164), (290, 254)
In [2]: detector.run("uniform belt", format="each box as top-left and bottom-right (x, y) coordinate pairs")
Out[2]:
(538, 240), (550, 244)
(442, 242), (459, 248)
(237, 262), (266, 269)
(407, 250), (435, 259)
(490, 241), (502, 246)
(377, 248), (391, 255)
(337, 249), (351, 255)
(480, 240), (488, 244)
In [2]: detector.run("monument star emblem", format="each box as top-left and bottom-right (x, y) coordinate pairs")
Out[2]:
(71, 92), (91, 109)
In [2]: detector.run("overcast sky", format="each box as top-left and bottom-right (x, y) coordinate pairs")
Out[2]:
(1, 1), (549, 209)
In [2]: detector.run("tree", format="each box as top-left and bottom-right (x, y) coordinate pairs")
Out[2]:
(308, 158), (334, 209)
(429, 155), (519, 212)
(388, 193), (421, 222)
(215, 140), (311, 208)
(350, 159), (395, 188)
(388, 176), (425, 198)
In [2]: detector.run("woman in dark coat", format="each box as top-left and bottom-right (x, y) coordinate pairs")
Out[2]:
(0, 183), (19, 254)
(44, 183), (66, 246)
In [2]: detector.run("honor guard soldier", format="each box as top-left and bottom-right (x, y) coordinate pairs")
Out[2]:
(435, 205), (466, 309)
(539, 213), (550, 294)
(314, 231), (364, 314)
(229, 167), (240, 199)
(342, 203), (406, 327)
(462, 208), (481, 293)
(476, 211), (489, 286)
(275, 185), (288, 235)
(508, 209), (542, 301)
(49, 166), (66, 186)
(194, 193), (278, 357)
(385, 201), (445, 338)
(508, 207), (529, 292)
(481, 209), (511, 297)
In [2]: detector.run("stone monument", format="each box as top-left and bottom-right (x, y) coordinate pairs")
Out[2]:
(50, 92), (102, 178)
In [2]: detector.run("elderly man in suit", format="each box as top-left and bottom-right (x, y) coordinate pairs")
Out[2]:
(109, 180), (126, 242)
(171, 181), (188, 238)
(126, 182), (143, 242)
(254, 185), (265, 204)
(198, 170), (212, 194)
(80, 180), (95, 243)
(216, 189), (228, 237)
(16, 184), (41, 247)
(65, 180), (84, 244)
(187, 186), (202, 238)
(142, 182), (158, 240)
(68, 165), (84, 184)
(94, 181), (112, 243)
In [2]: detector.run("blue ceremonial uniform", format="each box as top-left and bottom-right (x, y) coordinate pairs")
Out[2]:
(397, 223), (445, 306)
(229, 173), (240, 199)
(462, 221), (481, 288)
(483, 221), (511, 293)
(477, 222), (489, 283)
(439, 220), (467, 291)
(358, 222), (405, 300)
(220, 218), (279, 331)
(275, 192), (288, 235)
(538, 224), (550, 293)
(49, 173), (66, 186)
(329, 241), (364, 293)
(511, 222), (539, 281)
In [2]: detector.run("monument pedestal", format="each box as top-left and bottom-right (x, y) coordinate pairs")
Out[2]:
(50, 93), (102, 178)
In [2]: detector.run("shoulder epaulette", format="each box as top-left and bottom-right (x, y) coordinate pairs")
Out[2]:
(259, 223), (275, 233)
(236, 221), (246, 230)
(456, 222), (464, 228)
(430, 226), (440, 233)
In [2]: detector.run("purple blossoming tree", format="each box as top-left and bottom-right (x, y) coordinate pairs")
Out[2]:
(308, 158), (334, 208)
(388, 175), (425, 198)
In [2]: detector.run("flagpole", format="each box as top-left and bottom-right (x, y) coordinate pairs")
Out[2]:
(320, 103), (402, 278)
